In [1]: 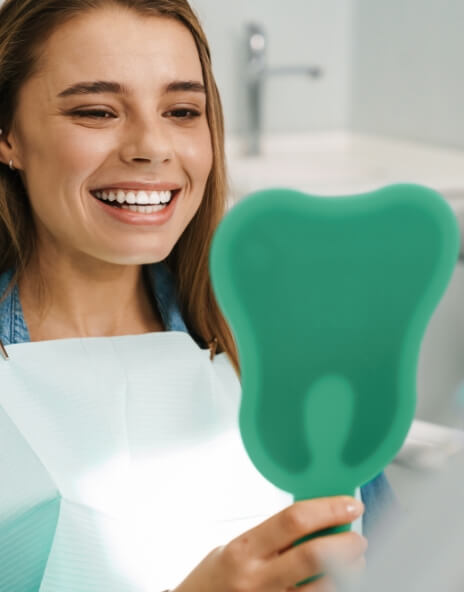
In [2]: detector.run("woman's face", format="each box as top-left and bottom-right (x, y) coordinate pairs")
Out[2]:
(5, 7), (213, 265)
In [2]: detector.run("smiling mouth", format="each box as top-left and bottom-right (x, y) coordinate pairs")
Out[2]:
(90, 189), (179, 210)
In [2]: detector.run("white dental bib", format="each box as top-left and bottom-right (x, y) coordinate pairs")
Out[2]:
(0, 331), (361, 591)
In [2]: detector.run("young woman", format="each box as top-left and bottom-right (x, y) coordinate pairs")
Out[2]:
(0, 1), (396, 590)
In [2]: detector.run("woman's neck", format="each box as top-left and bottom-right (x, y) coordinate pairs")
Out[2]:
(17, 256), (163, 342)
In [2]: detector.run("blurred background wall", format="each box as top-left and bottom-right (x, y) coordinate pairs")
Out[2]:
(190, 0), (464, 149)
(351, 0), (464, 149)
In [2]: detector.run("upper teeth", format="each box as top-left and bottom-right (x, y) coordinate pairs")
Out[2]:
(93, 189), (173, 205)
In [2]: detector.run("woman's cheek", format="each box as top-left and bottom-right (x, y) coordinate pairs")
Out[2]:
(184, 129), (213, 181)
(54, 132), (111, 174)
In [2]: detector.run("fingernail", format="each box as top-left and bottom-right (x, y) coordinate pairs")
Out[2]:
(346, 500), (364, 515)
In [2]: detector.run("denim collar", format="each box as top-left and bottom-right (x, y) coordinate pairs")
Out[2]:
(0, 262), (189, 346)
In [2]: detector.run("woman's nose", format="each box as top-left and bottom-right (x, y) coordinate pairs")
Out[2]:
(119, 116), (174, 165)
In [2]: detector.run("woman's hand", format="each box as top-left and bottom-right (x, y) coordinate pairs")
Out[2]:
(173, 495), (367, 592)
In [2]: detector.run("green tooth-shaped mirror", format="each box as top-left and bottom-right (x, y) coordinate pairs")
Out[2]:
(209, 184), (459, 509)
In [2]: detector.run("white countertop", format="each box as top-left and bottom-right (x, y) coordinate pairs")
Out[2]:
(225, 131), (464, 202)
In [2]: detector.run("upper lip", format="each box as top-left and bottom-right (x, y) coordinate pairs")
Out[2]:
(90, 181), (181, 192)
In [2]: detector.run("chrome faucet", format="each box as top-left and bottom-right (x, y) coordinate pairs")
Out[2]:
(245, 23), (323, 156)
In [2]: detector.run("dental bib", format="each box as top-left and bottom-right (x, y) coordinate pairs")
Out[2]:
(0, 331), (353, 592)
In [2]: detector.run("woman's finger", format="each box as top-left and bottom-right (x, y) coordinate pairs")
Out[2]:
(235, 496), (364, 558)
(265, 531), (367, 590)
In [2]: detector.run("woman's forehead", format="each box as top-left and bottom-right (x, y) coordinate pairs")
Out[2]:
(35, 8), (204, 92)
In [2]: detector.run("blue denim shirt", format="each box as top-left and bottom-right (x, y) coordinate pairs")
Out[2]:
(0, 262), (397, 542)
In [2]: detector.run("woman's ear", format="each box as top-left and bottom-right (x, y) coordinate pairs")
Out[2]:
(0, 128), (23, 170)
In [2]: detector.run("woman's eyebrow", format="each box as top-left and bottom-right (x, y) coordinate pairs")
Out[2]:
(56, 79), (206, 98)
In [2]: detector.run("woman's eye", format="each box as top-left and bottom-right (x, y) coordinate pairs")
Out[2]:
(165, 108), (202, 120)
(69, 108), (201, 121)
(71, 110), (115, 119)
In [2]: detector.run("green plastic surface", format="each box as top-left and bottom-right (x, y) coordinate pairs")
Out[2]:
(210, 184), (459, 506)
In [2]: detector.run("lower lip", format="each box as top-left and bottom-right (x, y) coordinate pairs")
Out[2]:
(91, 191), (180, 226)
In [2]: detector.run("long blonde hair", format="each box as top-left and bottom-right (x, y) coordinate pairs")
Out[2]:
(0, 0), (239, 373)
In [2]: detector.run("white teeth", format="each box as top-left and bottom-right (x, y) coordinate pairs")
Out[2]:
(121, 204), (167, 213)
(137, 191), (149, 205)
(95, 189), (174, 205)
